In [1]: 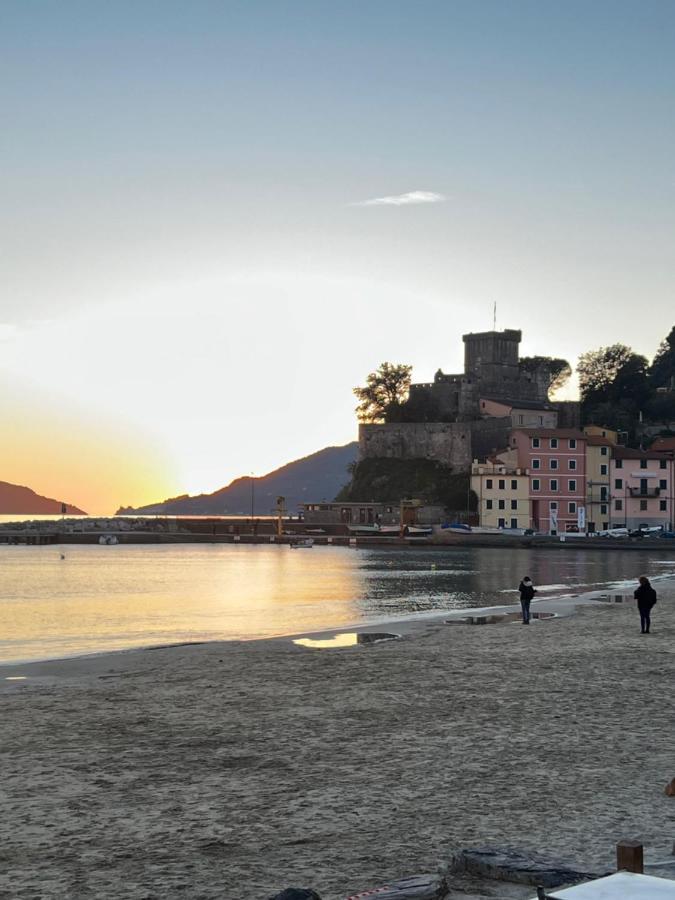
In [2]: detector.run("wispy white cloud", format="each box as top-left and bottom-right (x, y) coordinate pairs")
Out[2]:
(352, 190), (445, 207)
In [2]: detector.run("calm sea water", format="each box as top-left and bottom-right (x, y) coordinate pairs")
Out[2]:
(1, 543), (674, 664)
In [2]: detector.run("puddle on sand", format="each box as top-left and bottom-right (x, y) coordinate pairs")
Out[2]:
(4, 676), (27, 681)
(293, 632), (399, 649)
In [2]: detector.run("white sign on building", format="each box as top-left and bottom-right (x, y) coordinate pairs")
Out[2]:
(577, 506), (586, 531)
(550, 508), (558, 533)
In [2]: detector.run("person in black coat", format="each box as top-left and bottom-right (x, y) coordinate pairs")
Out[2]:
(518, 576), (536, 624)
(634, 575), (657, 634)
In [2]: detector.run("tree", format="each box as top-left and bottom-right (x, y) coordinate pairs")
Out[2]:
(649, 325), (675, 389)
(577, 343), (650, 437)
(353, 362), (412, 423)
(578, 344), (633, 400)
(519, 356), (572, 397)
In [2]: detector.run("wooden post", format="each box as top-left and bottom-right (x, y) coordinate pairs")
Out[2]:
(616, 839), (643, 873)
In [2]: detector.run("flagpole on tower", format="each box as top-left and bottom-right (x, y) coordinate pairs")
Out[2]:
(493, 301), (497, 331)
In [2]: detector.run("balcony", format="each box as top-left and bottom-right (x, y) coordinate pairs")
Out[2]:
(628, 487), (661, 498)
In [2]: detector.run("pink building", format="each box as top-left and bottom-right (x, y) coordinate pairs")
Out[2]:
(509, 429), (587, 534)
(610, 447), (674, 530)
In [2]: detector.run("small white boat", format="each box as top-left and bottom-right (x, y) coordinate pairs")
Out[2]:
(98, 535), (119, 545)
(289, 538), (314, 549)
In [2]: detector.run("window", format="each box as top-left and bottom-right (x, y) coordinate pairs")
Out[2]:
(511, 500), (518, 510)
(640, 459), (647, 469)
(498, 479), (505, 490)
(660, 459), (667, 469)
(568, 502), (577, 514)
(532, 437), (540, 448)
(486, 479), (493, 489)
(615, 499), (623, 511)
(600, 446), (608, 456)
(660, 479), (667, 490)
(600, 487), (608, 500)
(510, 518), (518, 529)
(601, 504), (608, 514)
(569, 459), (577, 470)
(550, 479), (558, 491)
(600, 464), (608, 475)
(486, 499), (493, 510)
(550, 438), (558, 448)
(569, 438), (577, 449)
(660, 500), (667, 511)
(568, 479), (577, 492)
(616, 459), (623, 469)
(511, 479), (517, 490)
(498, 499), (505, 510)
(532, 459), (541, 469)
(498, 518), (506, 528)
(518, 414), (524, 424)
(532, 478), (540, 491)
(550, 459), (559, 470)
(550, 501), (558, 510)
(640, 499), (648, 511)
(615, 478), (623, 489)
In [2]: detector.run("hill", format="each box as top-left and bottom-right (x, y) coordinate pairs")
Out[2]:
(0, 481), (86, 515)
(116, 442), (358, 516)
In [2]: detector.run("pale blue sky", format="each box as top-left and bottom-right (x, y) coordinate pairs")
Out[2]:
(1, 1), (674, 510)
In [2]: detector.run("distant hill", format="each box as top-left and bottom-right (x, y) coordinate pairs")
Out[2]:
(116, 442), (358, 516)
(0, 481), (86, 515)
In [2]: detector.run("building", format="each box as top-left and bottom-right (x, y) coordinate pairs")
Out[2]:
(471, 456), (530, 530)
(359, 327), (578, 470)
(509, 429), (587, 534)
(610, 447), (674, 530)
(584, 433), (614, 533)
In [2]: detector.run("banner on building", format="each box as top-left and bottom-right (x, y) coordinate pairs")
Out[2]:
(577, 506), (586, 531)
(550, 508), (558, 533)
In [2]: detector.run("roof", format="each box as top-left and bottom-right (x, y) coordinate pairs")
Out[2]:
(613, 446), (673, 460)
(530, 871), (675, 898)
(650, 436), (675, 451)
(511, 428), (586, 439)
(585, 435), (614, 446)
(482, 397), (555, 411)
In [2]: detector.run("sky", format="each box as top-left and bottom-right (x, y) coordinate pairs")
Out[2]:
(1, 1), (674, 514)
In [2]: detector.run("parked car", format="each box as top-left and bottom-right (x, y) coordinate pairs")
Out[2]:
(659, 531), (675, 539)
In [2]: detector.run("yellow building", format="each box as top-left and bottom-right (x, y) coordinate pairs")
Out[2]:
(471, 452), (531, 530)
(583, 426), (617, 532)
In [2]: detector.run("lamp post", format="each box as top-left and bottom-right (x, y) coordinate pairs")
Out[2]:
(250, 473), (255, 533)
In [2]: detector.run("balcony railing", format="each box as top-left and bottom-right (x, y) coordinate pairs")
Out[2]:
(627, 487), (661, 498)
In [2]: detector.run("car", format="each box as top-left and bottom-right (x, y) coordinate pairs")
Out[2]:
(659, 531), (675, 539)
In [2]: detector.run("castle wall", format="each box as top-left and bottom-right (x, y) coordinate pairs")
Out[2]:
(359, 422), (471, 471)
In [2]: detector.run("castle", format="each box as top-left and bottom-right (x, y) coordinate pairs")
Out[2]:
(359, 328), (579, 470)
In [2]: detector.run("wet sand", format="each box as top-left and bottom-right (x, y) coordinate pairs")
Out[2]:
(1, 585), (674, 899)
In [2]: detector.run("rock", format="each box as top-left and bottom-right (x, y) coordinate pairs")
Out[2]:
(665, 778), (675, 797)
(345, 873), (448, 899)
(451, 848), (604, 888)
(268, 891), (322, 900)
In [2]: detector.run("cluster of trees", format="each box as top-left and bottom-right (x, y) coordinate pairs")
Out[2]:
(578, 326), (675, 438)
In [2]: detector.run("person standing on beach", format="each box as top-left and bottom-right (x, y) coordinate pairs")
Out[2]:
(518, 576), (536, 624)
(634, 575), (657, 634)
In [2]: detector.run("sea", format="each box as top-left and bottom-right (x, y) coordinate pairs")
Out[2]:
(1, 542), (674, 665)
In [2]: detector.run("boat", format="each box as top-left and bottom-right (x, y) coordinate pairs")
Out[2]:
(289, 538), (314, 549)
(98, 535), (119, 545)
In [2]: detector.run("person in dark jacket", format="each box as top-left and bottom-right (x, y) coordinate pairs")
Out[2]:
(518, 576), (536, 624)
(634, 575), (657, 634)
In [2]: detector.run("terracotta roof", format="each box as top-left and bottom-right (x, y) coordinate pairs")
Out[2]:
(650, 436), (675, 451)
(585, 435), (614, 446)
(613, 446), (673, 460)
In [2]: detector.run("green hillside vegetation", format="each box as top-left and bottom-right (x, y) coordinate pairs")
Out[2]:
(335, 457), (476, 511)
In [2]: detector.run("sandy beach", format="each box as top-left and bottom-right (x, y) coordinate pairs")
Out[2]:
(1, 583), (674, 899)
